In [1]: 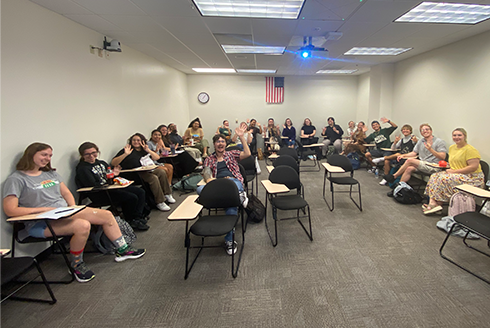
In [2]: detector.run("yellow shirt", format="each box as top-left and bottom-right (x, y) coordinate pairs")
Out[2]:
(448, 144), (481, 172)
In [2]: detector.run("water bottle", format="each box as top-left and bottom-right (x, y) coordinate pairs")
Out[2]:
(106, 167), (114, 185)
(375, 168), (379, 178)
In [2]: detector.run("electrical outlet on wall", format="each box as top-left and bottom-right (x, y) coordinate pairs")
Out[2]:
(98, 49), (103, 57)
(89, 45), (95, 54)
(105, 51), (110, 60)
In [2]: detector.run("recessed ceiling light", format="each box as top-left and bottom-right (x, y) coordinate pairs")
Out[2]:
(344, 47), (412, 56)
(222, 45), (285, 54)
(316, 70), (358, 74)
(395, 2), (490, 24)
(192, 68), (236, 73)
(193, 0), (305, 19)
(237, 69), (277, 74)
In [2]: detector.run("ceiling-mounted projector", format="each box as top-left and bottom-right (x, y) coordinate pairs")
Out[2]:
(104, 36), (122, 52)
(298, 36), (327, 58)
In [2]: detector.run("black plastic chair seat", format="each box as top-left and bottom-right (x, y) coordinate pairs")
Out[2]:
(246, 173), (256, 182)
(271, 195), (308, 210)
(329, 176), (359, 185)
(455, 212), (490, 237)
(2, 257), (35, 285)
(190, 215), (239, 236)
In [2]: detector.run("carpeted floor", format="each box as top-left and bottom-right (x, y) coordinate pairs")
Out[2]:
(2, 158), (490, 328)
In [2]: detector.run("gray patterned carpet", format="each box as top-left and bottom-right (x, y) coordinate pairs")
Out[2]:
(2, 159), (490, 328)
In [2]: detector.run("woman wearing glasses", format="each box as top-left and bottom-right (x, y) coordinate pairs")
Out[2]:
(76, 142), (150, 231)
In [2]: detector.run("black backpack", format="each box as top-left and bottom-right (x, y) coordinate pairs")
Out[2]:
(245, 194), (265, 223)
(91, 216), (137, 254)
(393, 183), (423, 204)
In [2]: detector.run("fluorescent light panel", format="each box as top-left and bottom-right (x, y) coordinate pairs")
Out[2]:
(344, 47), (412, 56)
(237, 69), (277, 73)
(222, 45), (285, 54)
(192, 68), (236, 73)
(395, 2), (490, 24)
(316, 70), (358, 74)
(193, 0), (305, 19)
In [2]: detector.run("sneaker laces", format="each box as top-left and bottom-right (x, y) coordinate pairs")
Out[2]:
(73, 262), (91, 274)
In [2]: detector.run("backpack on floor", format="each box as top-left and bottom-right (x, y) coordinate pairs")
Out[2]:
(393, 182), (423, 204)
(245, 194), (265, 223)
(346, 152), (360, 170)
(448, 192), (475, 217)
(92, 216), (137, 255)
(172, 173), (202, 193)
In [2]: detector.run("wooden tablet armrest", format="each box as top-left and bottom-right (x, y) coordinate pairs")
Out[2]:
(322, 163), (345, 173)
(455, 184), (490, 199)
(167, 195), (203, 221)
(261, 180), (289, 194)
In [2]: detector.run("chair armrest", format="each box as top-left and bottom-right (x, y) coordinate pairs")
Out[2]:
(322, 163), (345, 173)
(167, 195), (203, 221)
(261, 180), (289, 194)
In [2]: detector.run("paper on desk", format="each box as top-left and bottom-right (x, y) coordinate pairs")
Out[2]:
(36, 207), (80, 220)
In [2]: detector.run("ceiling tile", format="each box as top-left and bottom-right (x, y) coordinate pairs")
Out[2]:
(71, 0), (145, 15)
(65, 14), (122, 31)
(30, 0), (93, 15)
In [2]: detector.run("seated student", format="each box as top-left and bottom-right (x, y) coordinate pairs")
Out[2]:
(156, 124), (200, 176)
(300, 118), (318, 160)
(247, 118), (262, 154)
(147, 129), (174, 183)
(342, 121), (368, 155)
(282, 118), (296, 148)
(423, 128), (484, 214)
(346, 121), (356, 137)
(184, 118), (209, 158)
(263, 118), (281, 152)
(376, 125), (418, 185)
(383, 123), (447, 185)
(167, 123), (202, 163)
(112, 133), (175, 212)
(216, 120), (232, 144)
(3, 143), (146, 283)
(229, 127), (252, 150)
(364, 117), (398, 172)
(321, 117), (344, 157)
(198, 122), (251, 255)
(76, 142), (149, 231)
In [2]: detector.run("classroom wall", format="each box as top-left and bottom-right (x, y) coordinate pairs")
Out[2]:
(392, 30), (490, 159)
(0, 0), (190, 252)
(186, 75), (359, 146)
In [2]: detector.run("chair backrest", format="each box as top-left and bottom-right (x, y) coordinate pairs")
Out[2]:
(273, 155), (299, 174)
(328, 155), (354, 174)
(239, 155), (256, 174)
(269, 165), (301, 190)
(197, 178), (241, 208)
(238, 163), (248, 184)
(480, 160), (489, 188)
(278, 147), (298, 161)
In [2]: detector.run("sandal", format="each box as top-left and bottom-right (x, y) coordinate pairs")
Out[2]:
(423, 205), (443, 215)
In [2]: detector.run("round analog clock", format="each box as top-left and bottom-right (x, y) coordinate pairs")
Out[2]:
(198, 92), (210, 104)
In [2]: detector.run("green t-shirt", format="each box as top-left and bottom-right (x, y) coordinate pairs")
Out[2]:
(365, 126), (397, 149)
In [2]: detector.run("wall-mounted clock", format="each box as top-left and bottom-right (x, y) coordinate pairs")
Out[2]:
(198, 92), (209, 104)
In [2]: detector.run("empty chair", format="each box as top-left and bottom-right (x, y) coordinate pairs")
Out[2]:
(239, 155), (258, 195)
(278, 147), (299, 164)
(323, 154), (362, 211)
(272, 154), (300, 175)
(186, 179), (245, 279)
(265, 165), (313, 246)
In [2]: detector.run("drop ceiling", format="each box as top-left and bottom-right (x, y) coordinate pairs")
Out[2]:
(30, 0), (490, 75)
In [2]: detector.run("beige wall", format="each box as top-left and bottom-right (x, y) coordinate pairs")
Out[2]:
(187, 75), (359, 147)
(0, 0), (190, 252)
(392, 30), (490, 158)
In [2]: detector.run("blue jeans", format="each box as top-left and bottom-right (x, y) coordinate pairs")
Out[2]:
(196, 177), (243, 242)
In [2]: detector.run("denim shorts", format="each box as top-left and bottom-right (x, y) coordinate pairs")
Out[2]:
(28, 221), (48, 238)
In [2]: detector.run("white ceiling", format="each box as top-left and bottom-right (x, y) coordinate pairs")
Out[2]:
(30, 0), (490, 76)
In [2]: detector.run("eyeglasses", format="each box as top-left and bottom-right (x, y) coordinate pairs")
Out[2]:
(83, 151), (98, 157)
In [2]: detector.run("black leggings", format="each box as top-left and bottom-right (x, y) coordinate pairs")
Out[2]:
(90, 186), (146, 222)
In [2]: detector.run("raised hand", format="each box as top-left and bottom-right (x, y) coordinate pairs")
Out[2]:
(394, 135), (401, 144)
(380, 117), (389, 123)
(124, 144), (133, 155)
(113, 165), (121, 176)
(411, 135), (418, 143)
(141, 140), (150, 152)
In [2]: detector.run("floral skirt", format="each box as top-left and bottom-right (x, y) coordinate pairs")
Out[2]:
(425, 171), (484, 202)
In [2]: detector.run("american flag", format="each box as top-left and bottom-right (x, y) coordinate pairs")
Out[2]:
(266, 77), (284, 104)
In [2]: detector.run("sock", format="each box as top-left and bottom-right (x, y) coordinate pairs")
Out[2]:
(70, 248), (84, 268)
(112, 236), (129, 254)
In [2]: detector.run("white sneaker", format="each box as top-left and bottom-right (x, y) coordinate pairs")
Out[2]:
(372, 157), (385, 164)
(165, 194), (176, 204)
(379, 179), (388, 186)
(239, 191), (249, 208)
(156, 202), (171, 212)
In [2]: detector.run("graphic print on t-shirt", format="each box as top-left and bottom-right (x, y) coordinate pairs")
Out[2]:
(374, 134), (387, 145)
(91, 163), (107, 184)
(34, 179), (60, 189)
